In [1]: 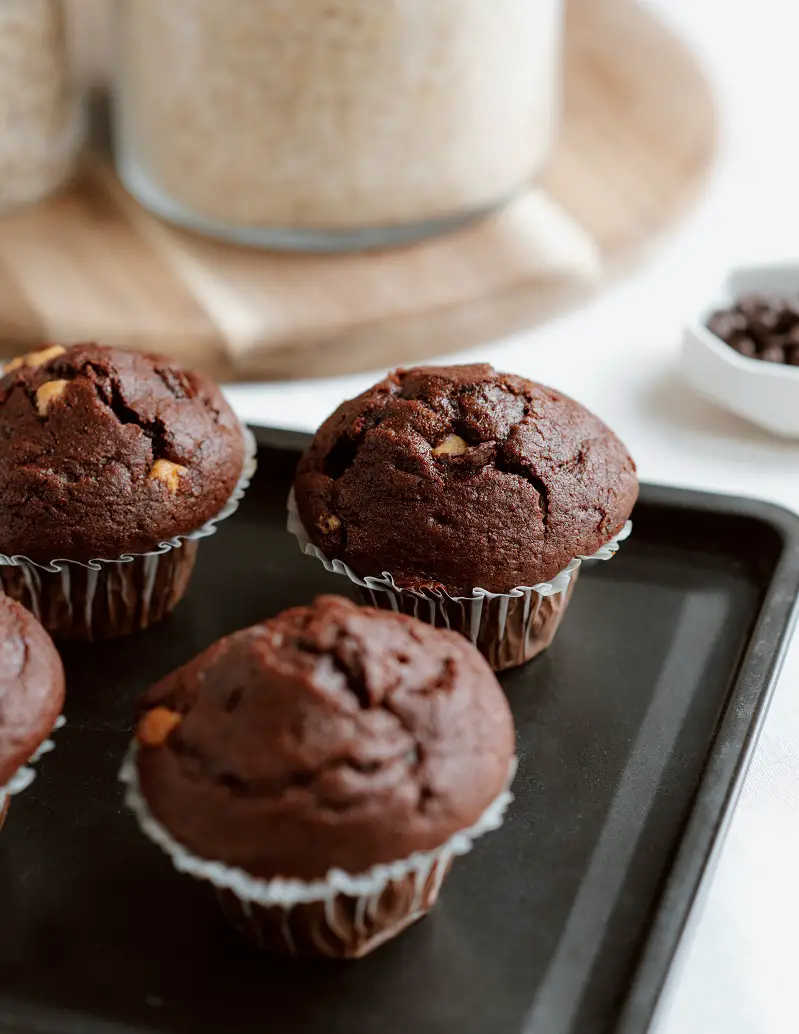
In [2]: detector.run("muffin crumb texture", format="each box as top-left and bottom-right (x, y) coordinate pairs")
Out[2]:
(0, 343), (245, 563)
(135, 595), (515, 881)
(294, 364), (638, 594)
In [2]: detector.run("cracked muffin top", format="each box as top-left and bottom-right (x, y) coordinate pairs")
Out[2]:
(0, 343), (245, 563)
(293, 364), (638, 595)
(0, 595), (65, 786)
(133, 595), (515, 881)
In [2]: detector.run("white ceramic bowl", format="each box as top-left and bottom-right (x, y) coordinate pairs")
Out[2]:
(682, 263), (799, 438)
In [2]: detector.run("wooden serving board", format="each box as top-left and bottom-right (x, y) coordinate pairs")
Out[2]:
(0, 0), (716, 382)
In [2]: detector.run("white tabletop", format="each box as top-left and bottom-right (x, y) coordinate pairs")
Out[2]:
(226, 3), (799, 1030)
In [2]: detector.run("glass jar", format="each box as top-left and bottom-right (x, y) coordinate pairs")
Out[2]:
(0, 0), (83, 215)
(114, 0), (562, 251)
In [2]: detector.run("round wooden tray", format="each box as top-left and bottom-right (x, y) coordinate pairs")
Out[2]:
(0, 0), (716, 382)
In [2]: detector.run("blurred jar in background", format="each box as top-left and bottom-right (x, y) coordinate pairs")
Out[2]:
(0, 0), (83, 214)
(114, 0), (563, 250)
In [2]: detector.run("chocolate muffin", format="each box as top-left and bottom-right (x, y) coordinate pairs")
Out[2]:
(123, 595), (516, 958)
(0, 343), (251, 641)
(0, 595), (65, 830)
(291, 363), (638, 670)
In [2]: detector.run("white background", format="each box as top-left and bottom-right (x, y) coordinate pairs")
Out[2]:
(227, 3), (799, 1031)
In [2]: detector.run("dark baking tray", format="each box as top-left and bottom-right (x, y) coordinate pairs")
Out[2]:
(2, 430), (798, 1034)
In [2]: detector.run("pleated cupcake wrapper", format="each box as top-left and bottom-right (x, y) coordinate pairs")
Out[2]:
(0, 427), (257, 635)
(0, 427), (258, 576)
(120, 746), (516, 910)
(0, 715), (65, 812)
(287, 488), (631, 648)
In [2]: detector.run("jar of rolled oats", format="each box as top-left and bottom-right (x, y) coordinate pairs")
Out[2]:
(114, 0), (562, 250)
(0, 0), (83, 215)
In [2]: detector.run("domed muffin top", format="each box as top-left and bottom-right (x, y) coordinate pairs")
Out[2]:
(134, 595), (515, 881)
(0, 343), (245, 563)
(0, 595), (65, 786)
(293, 364), (638, 594)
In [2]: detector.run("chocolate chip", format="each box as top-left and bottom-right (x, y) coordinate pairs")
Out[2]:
(706, 294), (799, 366)
(760, 344), (787, 363)
(755, 310), (781, 333)
(708, 310), (747, 342)
(729, 335), (758, 358)
(738, 294), (776, 319)
(777, 307), (799, 333)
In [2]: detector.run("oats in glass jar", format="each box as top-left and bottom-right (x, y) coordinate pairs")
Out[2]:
(115, 0), (562, 249)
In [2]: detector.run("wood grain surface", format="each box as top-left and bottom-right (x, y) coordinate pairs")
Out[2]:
(0, 0), (716, 382)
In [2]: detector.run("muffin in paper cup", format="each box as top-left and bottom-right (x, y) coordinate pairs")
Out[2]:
(120, 596), (517, 958)
(0, 596), (66, 831)
(290, 364), (638, 671)
(0, 344), (257, 642)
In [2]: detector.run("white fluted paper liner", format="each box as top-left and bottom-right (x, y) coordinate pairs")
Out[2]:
(287, 488), (631, 645)
(120, 747), (516, 909)
(0, 715), (65, 812)
(0, 427), (258, 575)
